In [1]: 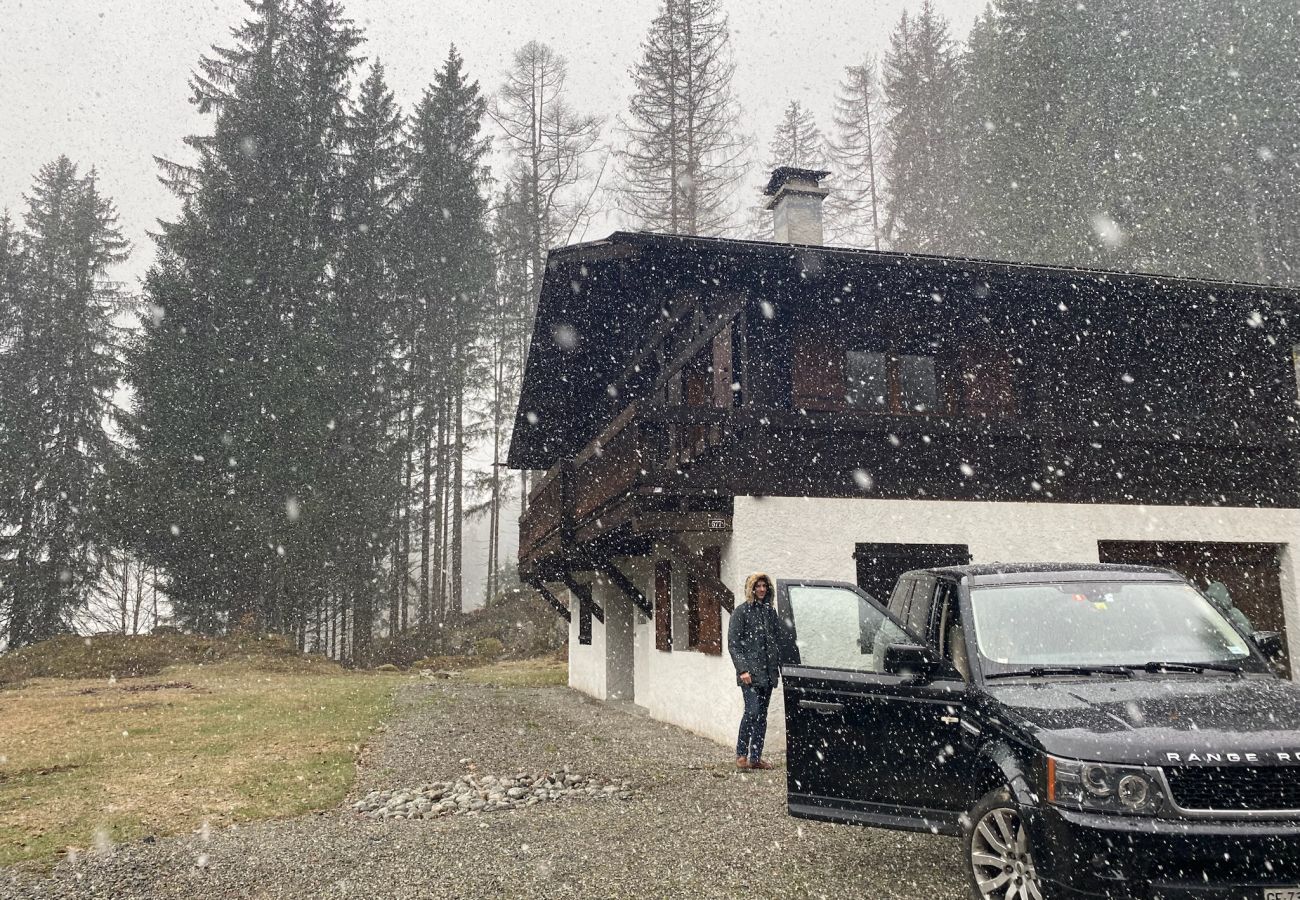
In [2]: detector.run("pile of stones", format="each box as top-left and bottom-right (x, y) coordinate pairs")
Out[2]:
(352, 769), (636, 820)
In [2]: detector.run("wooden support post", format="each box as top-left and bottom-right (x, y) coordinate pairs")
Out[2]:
(562, 573), (604, 623)
(528, 579), (572, 623)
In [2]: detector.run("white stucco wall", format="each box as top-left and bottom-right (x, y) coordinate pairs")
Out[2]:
(566, 582), (606, 700)
(567, 496), (1300, 748)
(729, 496), (1300, 678)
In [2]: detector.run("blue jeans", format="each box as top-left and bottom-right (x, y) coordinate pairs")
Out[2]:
(736, 684), (773, 762)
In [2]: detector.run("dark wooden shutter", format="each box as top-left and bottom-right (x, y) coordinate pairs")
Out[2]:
(655, 560), (672, 652)
(962, 347), (1018, 418)
(696, 546), (723, 656)
(791, 336), (846, 410)
(712, 324), (733, 408)
(578, 597), (593, 646)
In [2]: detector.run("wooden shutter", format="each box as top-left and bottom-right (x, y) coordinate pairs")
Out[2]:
(578, 597), (593, 646)
(696, 546), (723, 656)
(962, 347), (1018, 417)
(712, 324), (734, 408)
(792, 336), (846, 410)
(655, 560), (672, 652)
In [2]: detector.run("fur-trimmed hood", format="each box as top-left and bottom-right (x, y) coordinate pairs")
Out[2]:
(744, 572), (773, 604)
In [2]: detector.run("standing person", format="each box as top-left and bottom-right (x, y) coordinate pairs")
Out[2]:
(728, 572), (781, 770)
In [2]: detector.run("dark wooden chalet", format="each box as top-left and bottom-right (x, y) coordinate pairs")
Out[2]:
(509, 193), (1300, 629)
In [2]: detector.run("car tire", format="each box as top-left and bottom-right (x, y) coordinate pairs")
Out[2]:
(962, 786), (1045, 900)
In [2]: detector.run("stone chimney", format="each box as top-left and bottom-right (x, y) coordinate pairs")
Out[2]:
(763, 166), (831, 245)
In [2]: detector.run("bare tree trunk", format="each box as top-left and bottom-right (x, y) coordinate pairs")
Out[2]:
(400, 395), (415, 633)
(419, 406), (432, 629)
(452, 384), (464, 616)
(432, 394), (448, 625)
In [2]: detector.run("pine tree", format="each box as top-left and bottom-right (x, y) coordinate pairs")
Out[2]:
(0, 158), (128, 648)
(619, 0), (747, 236)
(829, 57), (887, 249)
(882, 2), (966, 254)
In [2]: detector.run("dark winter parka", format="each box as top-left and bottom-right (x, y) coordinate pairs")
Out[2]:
(727, 572), (782, 688)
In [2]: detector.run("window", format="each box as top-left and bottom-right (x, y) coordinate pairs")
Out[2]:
(845, 350), (940, 413)
(1293, 344), (1300, 401)
(961, 347), (1018, 417)
(785, 583), (908, 673)
(845, 350), (888, 409)
(654, 560), (672, 652)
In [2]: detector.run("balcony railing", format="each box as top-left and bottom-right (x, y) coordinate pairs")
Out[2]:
(518, 400), (1300, 568)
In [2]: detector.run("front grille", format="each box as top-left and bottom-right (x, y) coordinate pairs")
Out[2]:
(1164, 766), (1300, 812)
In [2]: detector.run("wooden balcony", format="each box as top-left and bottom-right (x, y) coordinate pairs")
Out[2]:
(518, 400), (1300, 577)
(517, 401), (739, 578)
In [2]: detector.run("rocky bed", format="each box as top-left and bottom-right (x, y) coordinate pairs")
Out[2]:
(1, 676), (965, 899)
(352, 770), (637, 819)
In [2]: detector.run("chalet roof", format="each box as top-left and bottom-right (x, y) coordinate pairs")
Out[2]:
(507, 230), (1300, 471)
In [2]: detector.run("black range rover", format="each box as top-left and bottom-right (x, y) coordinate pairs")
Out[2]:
(775, 564), (1299, 900)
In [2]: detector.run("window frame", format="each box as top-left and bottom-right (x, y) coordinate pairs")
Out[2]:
(844, 348), (943, 415)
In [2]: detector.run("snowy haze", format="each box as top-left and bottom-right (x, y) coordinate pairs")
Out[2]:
(0, 0), (978, 609)
(1, 0), (980, 288)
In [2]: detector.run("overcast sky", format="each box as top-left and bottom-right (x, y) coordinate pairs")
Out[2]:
(1, 0), (979, 285)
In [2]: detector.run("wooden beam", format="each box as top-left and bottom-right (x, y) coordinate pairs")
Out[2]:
(585, 554), (653, 618)
(607, 291), (702, 398)
(649, 291), (749, 398)
(659, 534), (735, 613)
(528, 579), (572, 623)
(562, 573), (604, 623)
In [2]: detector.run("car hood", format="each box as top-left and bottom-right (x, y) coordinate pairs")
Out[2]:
(984, 675), (1300, 766)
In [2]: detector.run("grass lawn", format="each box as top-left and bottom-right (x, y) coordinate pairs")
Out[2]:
(0, 662), (403, 869)
(459, 657), (568, 687)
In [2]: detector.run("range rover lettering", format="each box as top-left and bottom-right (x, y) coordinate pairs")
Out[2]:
(776, 563), (1299, 900)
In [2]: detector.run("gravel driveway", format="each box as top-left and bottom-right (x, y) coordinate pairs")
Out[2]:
(2, 675), (966, 899)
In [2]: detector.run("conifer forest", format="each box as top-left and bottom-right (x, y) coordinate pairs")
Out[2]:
(4, 0), (1300, 659)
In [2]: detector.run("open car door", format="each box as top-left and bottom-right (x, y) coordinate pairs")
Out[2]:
(776, 579), (969, 836)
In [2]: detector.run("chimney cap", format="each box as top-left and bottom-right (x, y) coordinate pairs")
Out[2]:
(763, 166), (832, 196)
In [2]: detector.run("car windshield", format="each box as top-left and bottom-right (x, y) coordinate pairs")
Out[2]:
(969, 580), (1254, 673)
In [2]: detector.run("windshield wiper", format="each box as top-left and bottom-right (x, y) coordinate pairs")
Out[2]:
(1132, 661), (1244, 676)
(984, 665), (1135, 680)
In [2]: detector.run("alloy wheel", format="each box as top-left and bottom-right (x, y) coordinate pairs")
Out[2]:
(969, 805), (1043, 900)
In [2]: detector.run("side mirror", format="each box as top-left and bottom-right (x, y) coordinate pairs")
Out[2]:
(884, 643), (939, 679)
(1251, 630), (1284, 660)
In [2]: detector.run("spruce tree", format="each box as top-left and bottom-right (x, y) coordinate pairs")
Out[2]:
(332, 59), (407, 661)
(126, 0), (362, 636)
(403, 46), (492, 625)
(0, 159), (128, 648)
(882, 2), (966, 254)
(767, 100), (829, 171)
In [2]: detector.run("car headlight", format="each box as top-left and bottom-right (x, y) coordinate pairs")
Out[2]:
(1047, 756), (1166, 815)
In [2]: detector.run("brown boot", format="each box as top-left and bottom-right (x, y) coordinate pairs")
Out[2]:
(736, 756), (751, 769)
(750, 759), (774, 770)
